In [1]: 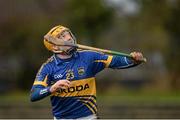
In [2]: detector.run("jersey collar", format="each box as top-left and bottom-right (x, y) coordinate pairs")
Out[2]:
(53, 52), (78, 65)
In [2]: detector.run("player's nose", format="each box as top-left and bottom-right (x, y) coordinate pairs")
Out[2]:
(65, 34), (72, 41)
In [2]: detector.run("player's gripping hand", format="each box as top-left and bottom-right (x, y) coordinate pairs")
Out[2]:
(50, 80), (71, 93)
(130, 52), (144, 64)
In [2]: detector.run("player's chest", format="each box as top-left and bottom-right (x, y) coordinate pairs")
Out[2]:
(51, 60), (92, 82)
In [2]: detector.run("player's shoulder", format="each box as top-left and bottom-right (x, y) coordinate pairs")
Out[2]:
(77, 50), (103, 57)
(36, 55), (56, 75)
(41, 55), (55, 68)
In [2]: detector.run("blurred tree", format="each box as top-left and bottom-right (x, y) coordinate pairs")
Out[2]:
(165, 0), (180, 90)
(64, 0), (114, 45)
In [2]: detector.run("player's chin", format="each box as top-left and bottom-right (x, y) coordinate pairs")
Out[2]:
(62, 46), (71, 50)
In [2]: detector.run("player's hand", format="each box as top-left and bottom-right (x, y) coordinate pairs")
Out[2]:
(50, 80), (71, 93)
(130, 52), (144, 64)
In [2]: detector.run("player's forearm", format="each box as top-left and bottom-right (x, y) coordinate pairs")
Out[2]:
(30, 86), (51, 102)
(109, 56), (139, 69)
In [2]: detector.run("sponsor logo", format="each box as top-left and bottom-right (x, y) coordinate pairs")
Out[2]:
(54, 74), (63, 79)
(57, 83), (89, 93)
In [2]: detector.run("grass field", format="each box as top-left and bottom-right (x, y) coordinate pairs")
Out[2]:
(1, 91), (180, 118)
(1, 90), (180, 103)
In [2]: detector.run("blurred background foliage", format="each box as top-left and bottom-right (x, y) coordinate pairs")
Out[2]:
(0, 0), (180, 119)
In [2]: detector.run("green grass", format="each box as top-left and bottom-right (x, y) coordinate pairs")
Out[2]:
(98, 91), (180, 104)
(1, 91), (180, 105)
(0, 91), (50, 105)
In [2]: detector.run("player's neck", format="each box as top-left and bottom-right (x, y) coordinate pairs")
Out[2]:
(57, 54), (72, 59)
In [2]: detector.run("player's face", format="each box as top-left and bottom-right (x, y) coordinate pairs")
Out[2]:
(59, 31), (74, 43)
(57, 31), (75, 54)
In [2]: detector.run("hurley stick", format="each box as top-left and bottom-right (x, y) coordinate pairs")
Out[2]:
(77, 44), (147, 63)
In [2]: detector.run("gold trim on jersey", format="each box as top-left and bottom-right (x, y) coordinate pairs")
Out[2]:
(94, 56), (113, 68)
(81, 100), (97, 114)
(51, 77), (96, 97)
(33, 75), (48, 87)
(78, 96), (97, 114)
(33, 56), (54, 87)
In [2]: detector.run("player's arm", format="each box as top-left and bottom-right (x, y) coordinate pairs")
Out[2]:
(109, 52), (144, 69)
(30, 64), (52, 102)
(31, 80), (70, 102)
(30, 85), (51, 102)
(91, 51), (143, 74)
(30, 64), (71, 102)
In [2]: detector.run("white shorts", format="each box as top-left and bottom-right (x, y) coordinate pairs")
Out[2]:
(54, 114), (97, 120)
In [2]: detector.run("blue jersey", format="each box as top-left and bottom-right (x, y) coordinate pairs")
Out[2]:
(30, 51), (138, 119)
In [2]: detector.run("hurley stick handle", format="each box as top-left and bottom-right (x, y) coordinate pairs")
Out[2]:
(77, 44), (147, 63)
